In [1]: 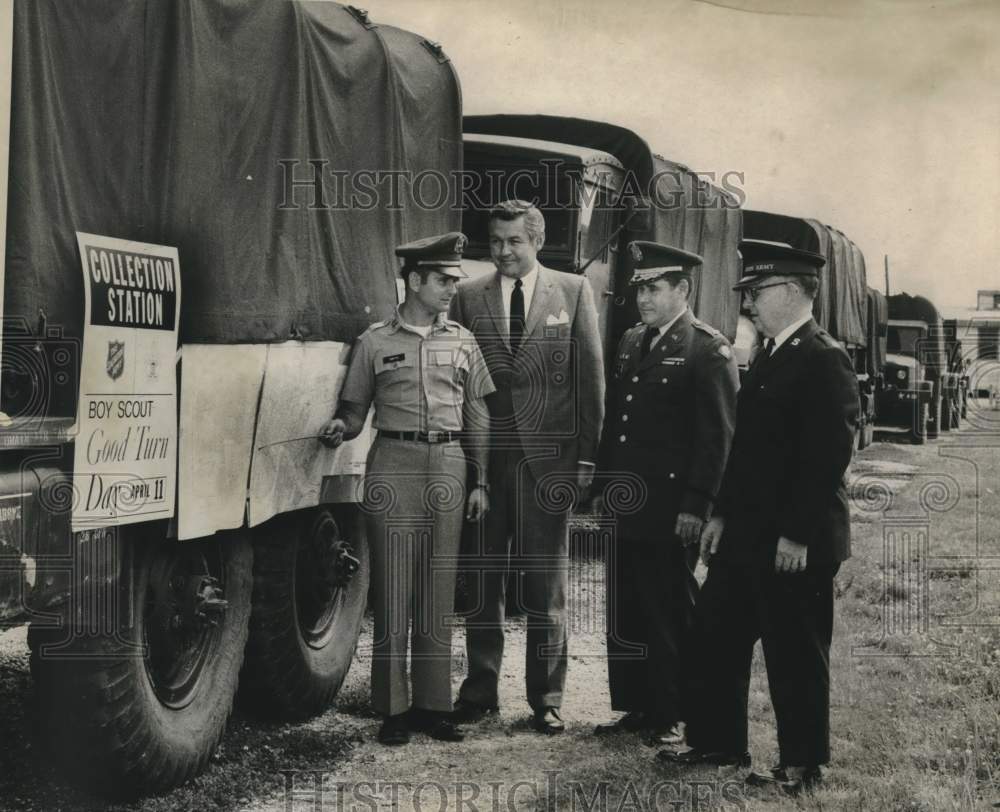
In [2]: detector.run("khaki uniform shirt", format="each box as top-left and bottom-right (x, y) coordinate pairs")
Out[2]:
(340, 309), (495, 431)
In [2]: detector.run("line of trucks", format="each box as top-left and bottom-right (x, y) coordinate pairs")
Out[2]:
(0, 0), (973, 797)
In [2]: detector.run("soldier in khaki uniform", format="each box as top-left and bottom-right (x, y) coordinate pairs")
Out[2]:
(320, 232), (494, 745)
(594, 241), (738, 743)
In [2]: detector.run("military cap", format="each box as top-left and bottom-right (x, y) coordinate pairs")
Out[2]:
(627, 241), (703, 286)
(734, 239), (825, 290)
(395, 232), (468, 278)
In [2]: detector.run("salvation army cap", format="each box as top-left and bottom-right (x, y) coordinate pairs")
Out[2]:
(395, 232), (469, 278)
(734, 240), (825, 290)
(627, 241), (703, 285)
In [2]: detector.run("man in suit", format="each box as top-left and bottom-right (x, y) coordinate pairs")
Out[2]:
(593, 241), (738, 743)
(449, 200), (604, 733)
(661, 241), (859, 796)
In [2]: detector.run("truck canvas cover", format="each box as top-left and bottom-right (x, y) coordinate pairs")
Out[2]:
(464, 115), (744, 342)
(743, 210), (867, 347)
(6, 0), (461, 356)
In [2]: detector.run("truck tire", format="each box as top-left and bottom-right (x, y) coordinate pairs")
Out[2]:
(28, 526), (252, 797)
(242, 507), (369, 719)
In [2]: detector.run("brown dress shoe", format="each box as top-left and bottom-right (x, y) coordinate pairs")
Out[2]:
(532, 707), (565, 735)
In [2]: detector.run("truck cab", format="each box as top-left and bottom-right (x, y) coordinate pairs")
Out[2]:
(881, 318), (935, 441)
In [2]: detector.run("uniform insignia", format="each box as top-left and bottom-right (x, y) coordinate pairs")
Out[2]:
(383, 353), (405, 364)
(791, 338), (801, 347)
(629, 243), (643, 263)
(661, 358), (685, 366)
(719, 345), (731, 359)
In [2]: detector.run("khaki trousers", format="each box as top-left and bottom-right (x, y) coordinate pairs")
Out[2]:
(364, 437), (466, 715)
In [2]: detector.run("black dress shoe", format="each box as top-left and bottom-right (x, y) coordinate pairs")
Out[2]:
(746, 765), (821, 794)
(594, 711), (646, 735)
(779, 766), (822, 796)
(377, 713), (410, 746)
(745, 765), (788, 786)
(532, 707), (565, 735)
(407, 708), (465, 742)
(657, 748), (751, 768)
(450, 699), (499, 724)
(646, 722), (685, 747)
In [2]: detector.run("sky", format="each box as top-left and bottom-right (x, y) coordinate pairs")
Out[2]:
(362, 0), (999, 309)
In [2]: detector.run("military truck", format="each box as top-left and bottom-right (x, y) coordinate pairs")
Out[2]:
(741, 211), (877, 448)
(460, 115), (744, 359)
(1, 0), (459, 795)
(880, 293), (956, 442)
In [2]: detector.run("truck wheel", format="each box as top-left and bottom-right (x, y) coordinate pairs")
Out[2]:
(242, 507), (369, 719)
(28, 526), (252, 797)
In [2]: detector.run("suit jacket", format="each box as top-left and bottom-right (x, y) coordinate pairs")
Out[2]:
(449, 265), (605, 481)
(597, 310), (739, 536)
(715, 318), (859, 566)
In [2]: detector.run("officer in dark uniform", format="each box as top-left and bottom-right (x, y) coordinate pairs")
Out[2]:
(593, 241), (738, 742)
(661, 241), (859, 796)
(321, 232), (494, 746)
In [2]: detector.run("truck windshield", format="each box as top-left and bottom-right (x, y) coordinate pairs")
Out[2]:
(461, 160), (578, 255)
(888, 325), (926, 356)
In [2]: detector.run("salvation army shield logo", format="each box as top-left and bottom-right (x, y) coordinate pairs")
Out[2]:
(106, 341), (125, 380)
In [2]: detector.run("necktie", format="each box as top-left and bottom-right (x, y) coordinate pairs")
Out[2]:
(510, 279), (525, 350)
(641, 326), (658, 358)
(764, 338), (776, 356)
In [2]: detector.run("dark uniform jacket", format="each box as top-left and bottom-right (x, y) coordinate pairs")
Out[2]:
(715, 318), (859, 566)
(598, 309), (739, 537)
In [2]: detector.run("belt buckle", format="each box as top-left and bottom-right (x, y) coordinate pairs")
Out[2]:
(426, 430), (441, 443)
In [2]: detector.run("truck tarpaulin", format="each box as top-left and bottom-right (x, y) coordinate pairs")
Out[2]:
(743, 210), (867, 347)
(6, 0), (461, 354)
(463, 115), (744, 342)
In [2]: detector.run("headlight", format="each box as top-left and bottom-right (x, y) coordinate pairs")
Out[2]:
(897, 369), (907, 381)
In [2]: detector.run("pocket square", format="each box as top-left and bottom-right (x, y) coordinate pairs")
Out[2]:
(546, 310), (570, 326)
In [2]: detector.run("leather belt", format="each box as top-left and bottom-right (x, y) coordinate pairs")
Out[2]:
(378, 430), (460, 444)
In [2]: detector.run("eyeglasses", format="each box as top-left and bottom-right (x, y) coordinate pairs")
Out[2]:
(743, 281), (790, 302)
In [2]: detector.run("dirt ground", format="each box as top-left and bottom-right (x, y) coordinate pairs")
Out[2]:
(1, 400), (1000, 810)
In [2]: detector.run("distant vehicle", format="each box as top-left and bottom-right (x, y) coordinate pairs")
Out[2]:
(880, 293), (958, 442)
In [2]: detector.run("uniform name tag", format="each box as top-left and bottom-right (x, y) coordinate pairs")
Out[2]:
(661, 357), (685, 366)
(382, 353), (405, 364)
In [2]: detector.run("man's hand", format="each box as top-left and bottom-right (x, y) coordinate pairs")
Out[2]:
(699, 516), (725, 566)
(775, 536), (807, 573)
(589, 493), (606, 517)
(675, 512), (704, 547)
(466, 486), (489, 522)
(318, 417), (346, 449)
(576, 462), (595, 495)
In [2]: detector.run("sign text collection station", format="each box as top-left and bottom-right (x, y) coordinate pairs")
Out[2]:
(72, 233), (181, 530)
(82, 244), (177, 329)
